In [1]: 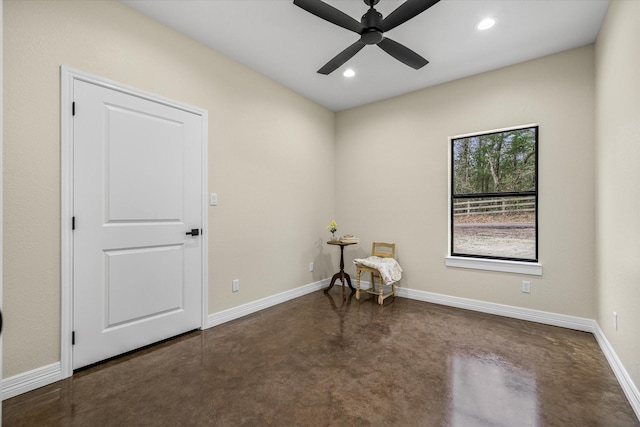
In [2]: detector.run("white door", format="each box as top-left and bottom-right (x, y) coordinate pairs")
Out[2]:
(72, 80), (203, 369)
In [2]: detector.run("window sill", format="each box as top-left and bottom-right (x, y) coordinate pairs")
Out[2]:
(445, 256), (543, 276)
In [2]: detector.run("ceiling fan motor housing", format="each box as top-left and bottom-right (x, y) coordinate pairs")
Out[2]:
(361, 29), (383, 45)
(361, 8), (383, 44)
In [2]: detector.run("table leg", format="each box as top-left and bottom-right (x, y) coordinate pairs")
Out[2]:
(324, 243), (355, 294)
(325, 270), (354, 293)
(341, 272), (354, 291)
(325, 272), (341, 293)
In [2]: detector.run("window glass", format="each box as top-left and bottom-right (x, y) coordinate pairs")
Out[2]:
(451, 126), (538, 262)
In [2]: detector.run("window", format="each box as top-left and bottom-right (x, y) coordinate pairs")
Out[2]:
(450, 125), (538, 263)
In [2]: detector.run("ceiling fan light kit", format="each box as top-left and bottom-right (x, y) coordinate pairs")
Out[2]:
(293, 0), (440, 75)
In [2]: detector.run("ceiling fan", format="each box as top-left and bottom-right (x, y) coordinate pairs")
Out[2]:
(293, 0), (440, 75)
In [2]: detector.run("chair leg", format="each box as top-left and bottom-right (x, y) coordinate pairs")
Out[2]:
(356, 268), (361, 300)
(370, 272), (375, 294)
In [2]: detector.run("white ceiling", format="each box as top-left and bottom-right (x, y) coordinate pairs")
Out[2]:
(121, 0), (610, 112)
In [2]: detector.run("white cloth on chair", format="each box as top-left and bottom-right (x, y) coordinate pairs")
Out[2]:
(353, 256), (403, 286)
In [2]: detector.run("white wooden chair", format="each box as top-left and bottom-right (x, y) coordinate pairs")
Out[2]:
(355, 242), (397, 305)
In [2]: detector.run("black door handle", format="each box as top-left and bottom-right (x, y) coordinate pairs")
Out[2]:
(186, 228), (200, 236)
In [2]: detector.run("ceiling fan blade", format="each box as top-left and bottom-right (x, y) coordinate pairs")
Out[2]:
(377, 37), (429, 70)
(294, 0), (364, 34)
(317, 40), (366, 75)
(379, 0), (440, 33)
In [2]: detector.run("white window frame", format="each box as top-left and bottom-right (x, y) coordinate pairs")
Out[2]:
(446, 124), (542, 276)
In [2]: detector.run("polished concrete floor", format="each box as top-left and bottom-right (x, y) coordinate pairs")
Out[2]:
(3, 289), (639, 426)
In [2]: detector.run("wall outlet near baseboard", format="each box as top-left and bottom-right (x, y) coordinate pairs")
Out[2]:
(309, 262), (314, 272)
(232, 279), (239, 292)
(613, 311), (618, 331)
(522, 280), (531, 293)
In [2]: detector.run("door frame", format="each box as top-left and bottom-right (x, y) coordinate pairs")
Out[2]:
(60, 66), (209, 378)
(1, 0), (4, 411)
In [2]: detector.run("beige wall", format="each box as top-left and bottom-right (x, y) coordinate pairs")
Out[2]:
(2, 0), (335, 377)
(335, 46), (596, 318)
(595, 0), (640, 392)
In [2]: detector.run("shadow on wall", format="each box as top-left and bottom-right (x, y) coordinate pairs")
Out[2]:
(313, 238), (373, 280)
(312, 238), (334, 281)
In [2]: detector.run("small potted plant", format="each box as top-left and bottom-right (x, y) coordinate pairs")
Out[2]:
(326, 220), (337, 241)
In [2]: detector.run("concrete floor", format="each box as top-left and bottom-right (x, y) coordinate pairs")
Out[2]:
(3, 289), (639, 426)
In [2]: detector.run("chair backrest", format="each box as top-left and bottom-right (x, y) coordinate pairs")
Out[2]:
(371, 242), (395, 258)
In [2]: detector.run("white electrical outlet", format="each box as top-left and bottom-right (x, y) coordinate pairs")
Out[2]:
(613, 311), (618, 331)
(522, 280), (531, 293)
(309, 262), (314, 272)
(232, 279), (239, 292)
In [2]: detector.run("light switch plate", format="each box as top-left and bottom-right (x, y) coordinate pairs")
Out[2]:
(210, 193), (218, 206)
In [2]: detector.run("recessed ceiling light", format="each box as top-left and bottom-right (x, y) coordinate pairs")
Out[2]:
(477, 17), (496, 30)
(343, 68), (356, 78)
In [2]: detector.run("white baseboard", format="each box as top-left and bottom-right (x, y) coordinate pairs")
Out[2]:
(592, 322), (640, 420)
(396, 287), (596, 332)
(206, 278), (329, 328)
(2, 362), (63, 401)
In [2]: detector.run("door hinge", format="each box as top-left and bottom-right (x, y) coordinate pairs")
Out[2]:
(72, 331), (76, 345)
(72, 216), (76, 230)
(72, 102), (76, 116)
